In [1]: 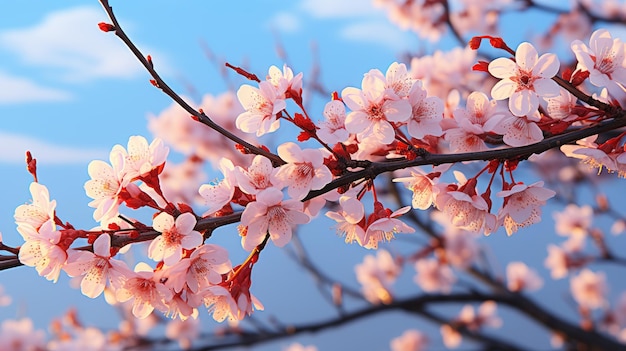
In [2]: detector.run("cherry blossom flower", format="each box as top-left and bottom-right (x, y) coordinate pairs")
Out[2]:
(363, 206), (414, 249)
(545, 88), (579, 121)
(285, 343), (318, 351)
(393, 167), (439, 210)
(489, 42), (560, 116)
(235, 155), (280, 195)
(116, 262), (174, 319)
(47, 327), (119, 351)
(390, 329), (428, 351)
(560, 135), (619, 175)
(166, 244), (232, 293)
(384, 62), (416, 99)
(240, 187), (310, 251)
(274, 142), (332, 201)
(553, 204), (594, 251)
(458, 301), (503, 330)
(434, 172), (496, 233)
(0, 318), (46, 351)
(149, 212), (203, 266)
(236, 81), (286, 136)
(84, 148), (127, 222)
(443, 229), (479, 269)
(113, 135), (169, 182)
(570, 269), (608, 310)
(414, 258), (456, 293)
(484, 111), (544, 147)
(165, 318), (199, 350)
(325, 194), (366, 245)
(445, 91), (500, 153)
(440, 324), (462, 349)
(406, 81), (444, 140)
(159, 158), (208, 205)
(496, 181), (556, 236)
(63, 234), (131, 298)
(266, 64), (303, 99)
(544, 244), (572, 279)
(342, 68), (412, 144)
(317, 99), (349, 145)
(17, 220), (67, 283)
(198, 158), (237, 216)
(14, 182), (56, 231)
(201, 284), (263, 323)
(571, 29), (626, 101)
(506, 261), (543, 292)
(355, 249), (400, 304)
(0, 284), (11, 307)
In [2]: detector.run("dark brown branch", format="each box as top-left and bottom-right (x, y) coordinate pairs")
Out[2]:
(97, 0), (285, 166)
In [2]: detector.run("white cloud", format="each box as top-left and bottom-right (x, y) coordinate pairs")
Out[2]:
(300, 0), (378, 18)
(268, 12), (301, 33)
(340, 20), (412, 50)
(0, 131), (108, 164)
(0, 70), (72, 104)
(0, 6), (150, 82)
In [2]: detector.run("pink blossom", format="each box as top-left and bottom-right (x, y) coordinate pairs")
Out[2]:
(116, 262), (174, 319)
(325, 195), (366, 245)
(544, 244), (571, 279)
(317, 100), (349, 145)
(84, 148), (126, 222)
(285, 343), (318, 351)
(363, 206), (414, 249)
(235, 155), (280, 195)
(458, 301), (502, 330)
(443, 229), (479, 269)
(266, 64), (303, 99)
(113, 135), (169, 182)
(406, 81), (444, 140)
(384, 62), (416, 99)
(342, 68), (412, 144)
(198, 158), (236, 215)
(166, 244), (232, 293)
(0, 318), (46, 351)
(570, 269), (607, 310)
(275, 142), (332, 200)
(554, 204), (594, 237)
(14, 182), (56, 231)
(506, 262), (543, 292)
(440, 324), (462, 349)
(149, 212), (203, 266)
(560, 135), (619, 175)
(446, 91), (500, 153)
(434, 173), (496, 233)
(159, 158), (207, 205)
(201, 285), (263, 323)
(240, 187), (310, 251)
(17, 220), (67, 283)
(165, 318), (199, 350)
(236, 81), (286, 136)
(489, 42), (560, 116)
(355, 249), (400, 304)
(414, 258), (456, 293)
(390, 329), (428, 351)
(484, 111), (544, 147)
(545, 88), (579, 121)
(571, 29), (626, 101)
(393, 167), (438, 210)
(64, 234), (131, 298)
(496, 181), (555, 236)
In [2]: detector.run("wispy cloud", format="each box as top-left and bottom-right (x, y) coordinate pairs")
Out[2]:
(267, 12), (301, 33)
(340, 20), (412, 50)
(300, 0), (378, 18)
(0, 131), (108, 164)
(0, 70), (72, 104)
(0, 6), (154, 82)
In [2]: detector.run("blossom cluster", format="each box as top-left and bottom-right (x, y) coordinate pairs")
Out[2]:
(7, 21), (626, 351)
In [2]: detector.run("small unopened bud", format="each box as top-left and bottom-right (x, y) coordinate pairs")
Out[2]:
(469, 36), (482, 50)
(98, 22), (115, 32)
(472, 61), (490, 72)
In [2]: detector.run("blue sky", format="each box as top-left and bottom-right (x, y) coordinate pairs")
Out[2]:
(2, 1), (625, 350)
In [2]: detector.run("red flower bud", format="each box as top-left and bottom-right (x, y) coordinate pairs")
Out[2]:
(98, 22), (115, 32)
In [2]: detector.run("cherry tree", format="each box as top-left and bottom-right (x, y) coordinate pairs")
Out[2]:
(2, 0), (626, 350)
